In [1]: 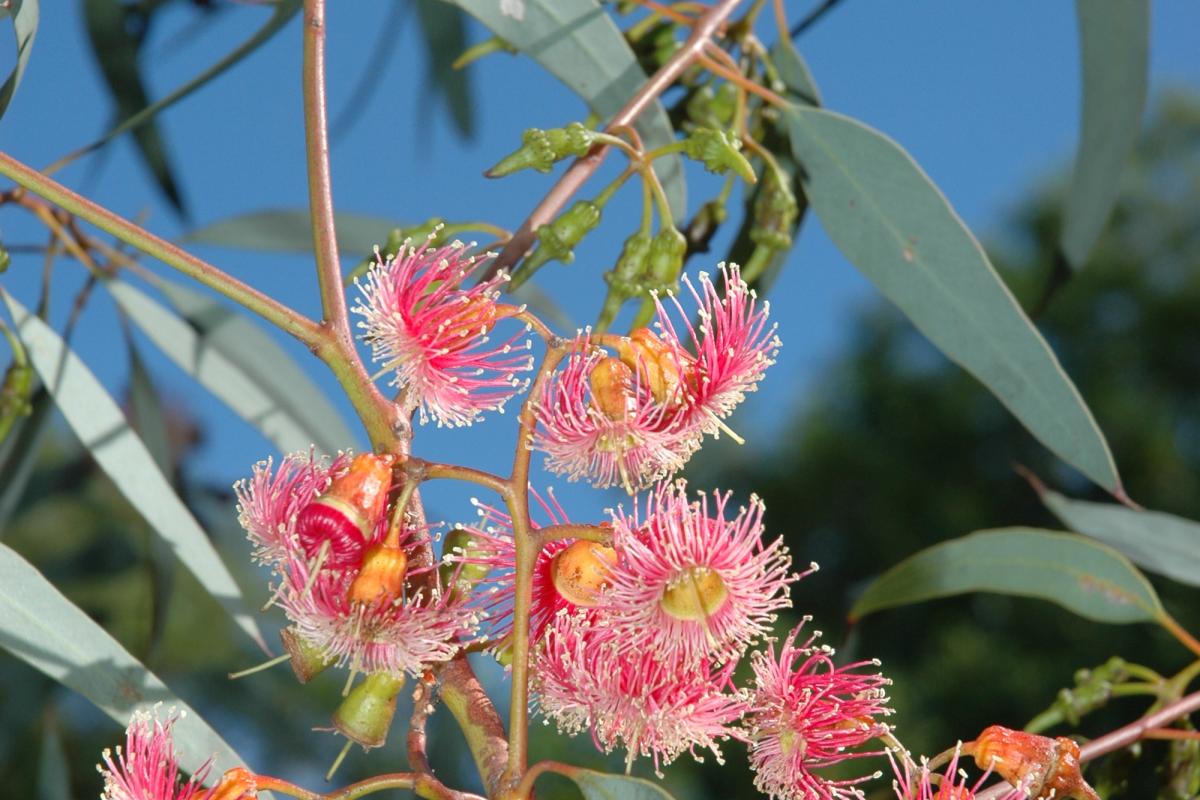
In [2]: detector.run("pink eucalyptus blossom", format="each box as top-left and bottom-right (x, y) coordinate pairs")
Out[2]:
(532, 264), (779, 492)
(352, 237), (534, 428)
(604, 481), (799, 667)
(745, 621), (893, 800)
(533, 611), (747, 773)
(99, 709), (214, 800)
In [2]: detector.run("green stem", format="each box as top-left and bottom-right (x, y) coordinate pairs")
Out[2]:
(642, 140), (689, 162)
(0, 153), (321, 345)
(416, 459), (511, 497)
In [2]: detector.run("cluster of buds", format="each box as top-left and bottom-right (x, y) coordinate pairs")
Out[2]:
(485, 122), (596, 177)
(535, 264), (780, 492)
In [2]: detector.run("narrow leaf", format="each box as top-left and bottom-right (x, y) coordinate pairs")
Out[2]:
(785, 105), (1120, 494)
(2, 289), (265, 649)
(37, 718), (71, 800)
(0, 542), (244, 774)
(185, 209), (400, 257)
(107, 279), (357, 457)
(0, 0), (39, 120)
(1060, 0), (1149, 269)
(770, 38), (820, 106)
(447, 0), (686, 219)
(82, 0), (186, 213)
(850, 527), (1163, 625)
(565, 767), (678, 800)
(415, 0), (475, 138)
(1041, 488), (1200, 590)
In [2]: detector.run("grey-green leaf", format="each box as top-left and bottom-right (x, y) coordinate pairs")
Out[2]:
(0, 0), (39, 120)
(447, 0), (685, 219)
(0, 542), (244, 775)
(1, 289), (265, 649)
(571, 768), (678, 800)
(415, 0), (475, 138)
(850, 527), (1163, 625)
(784, 105), (1120, 494)
(37, 720), (70, 800)
(107, 278), (357, 458)
(186, 209), (400, 258)
(1042, 488), (1200, 590)
(1060, 0), (1149, 269)
(770, 38), (820, 106)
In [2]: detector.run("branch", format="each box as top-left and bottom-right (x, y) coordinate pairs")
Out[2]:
(482, 0), (747, 280)
(440, 654), (510, 799)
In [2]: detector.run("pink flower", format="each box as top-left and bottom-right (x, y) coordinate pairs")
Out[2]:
(888, 746), (1030, 800)
(603, 481), (798, 666)
(745, 621), (893, 800)
(352, 238), (534, 428)
(235, 451), (356, 566)
(533, 611), (747, 773)
(532, 264), (779, 491)
(99, 709), (212, 800)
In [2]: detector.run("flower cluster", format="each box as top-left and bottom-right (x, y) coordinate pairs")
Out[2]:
(235, 451), (477, 679)
(532, 264), (780, 492)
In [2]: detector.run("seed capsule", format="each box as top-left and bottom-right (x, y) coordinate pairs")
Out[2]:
(333, 672), (407, 750)
(296, 453), (396, 569)
(551, 540), (616, 607)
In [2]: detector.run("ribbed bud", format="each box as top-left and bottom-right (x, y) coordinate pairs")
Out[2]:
(588, 357), (637, 421)
(644, 227), (687, 293)
(551, 540), (616, 607)
(280, 627), (333, 684)
(682, 128), (757, 183)
(487, 123), (596, 177)
(750, 167), (799, 251)
(522, 200), (603, 273)
(972, 725), (1099, 800)
(603, 231), (654, 298)
(347, 544), (408, 605)
(439, 527), (493, 590)
(333, 672), (407, 749)
(295, 453), (396, 569)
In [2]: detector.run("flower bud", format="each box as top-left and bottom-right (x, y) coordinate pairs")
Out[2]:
(280, 627), (333, 683)
(685, 83), (738, 130)
(643, 227), (687, 293)
(551, 540), (616, 607)
(295, 453), (396, 569)
(347, 544), (408, 605)
(487, 123), (596, 177)
(439, 527), (493, 590)
(683, 128), (757, 183)
(522, 200), (603, 275)
(750, 167), (799, 251)
(333, 672), (406, 749)
(589, 357), (637, 421)
(971, 725), (1099, 800)
(603, 231), (654, 298)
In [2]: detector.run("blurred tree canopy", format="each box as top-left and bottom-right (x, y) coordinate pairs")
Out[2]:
(2, 94), (1199, 799)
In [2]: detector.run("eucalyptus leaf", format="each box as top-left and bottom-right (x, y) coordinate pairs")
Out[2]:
(850, 528), (1163, 626)
(0, 0), (39, 120)
(415, 0), (474, 138)
(83, 0), (186, 214)
(784, 105), (1121, 494)
(568, 767), (678, 800)
(1041, 488), (1200, 590)
(0, 542), (245, 775)
(37, 719), (70, 800)
(108, 279), (357, 457)
(186, 209), (400, 258)
(447, 0), (685, 219)
(1, 289), (265, 649)
(1060, 0), (1149, 269)
(770, 38), (820, 106)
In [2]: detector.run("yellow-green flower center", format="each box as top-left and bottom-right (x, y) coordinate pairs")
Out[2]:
(659, 566), (728, 621)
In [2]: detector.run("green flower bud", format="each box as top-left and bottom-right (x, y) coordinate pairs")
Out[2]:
(279, 627), (333, 684)
(644, 227), (687, 292)
(603, 231), (653, 298)
(486, 123), (596, 177)
(750, 168), (799, 251)
(682, 128), (757, 183)
(522, 200), (603, 274)
(333, 672), (406, 749)
(439, 527), (493, 591)
(685, 83), (738, 129)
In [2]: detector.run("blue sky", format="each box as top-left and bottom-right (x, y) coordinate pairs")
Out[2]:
(1, 1), (1198, 529)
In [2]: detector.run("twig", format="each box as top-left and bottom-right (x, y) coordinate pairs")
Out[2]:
(482, 0), (747, 281)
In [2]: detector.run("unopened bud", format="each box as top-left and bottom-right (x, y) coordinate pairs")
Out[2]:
(971, 725), (1099, 800)
(439, 527), (493, 590)
(347, 544), (408, 605)
(644, 227), (687, 293)
(589, 357), (636, 421)
(683, 128), (756, 183)
(551, 540), (616, 607)
(522, 200), (603, 275)
(487, 123), (596, 177)
(295, 453), (396, 569)
(604, 231), (653, 298)
(333, 672), (407, 749)
(280, 627), (333, 683)
(750, 167), (799, 251)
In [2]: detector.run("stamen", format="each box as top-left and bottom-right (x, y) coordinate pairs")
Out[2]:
(228, 653), (291, 680)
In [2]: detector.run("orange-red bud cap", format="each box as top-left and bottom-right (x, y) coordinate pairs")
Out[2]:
(972, 725), (1099, 800)
(589, 357), (636, 421)
(333, 672), (406, 749)
(192, 768), (256, 800)
(551, 540), (616, 607)
(347, 544), (408, 605)
(296, 454), (396, 567)
(280, 627), (333, 684)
